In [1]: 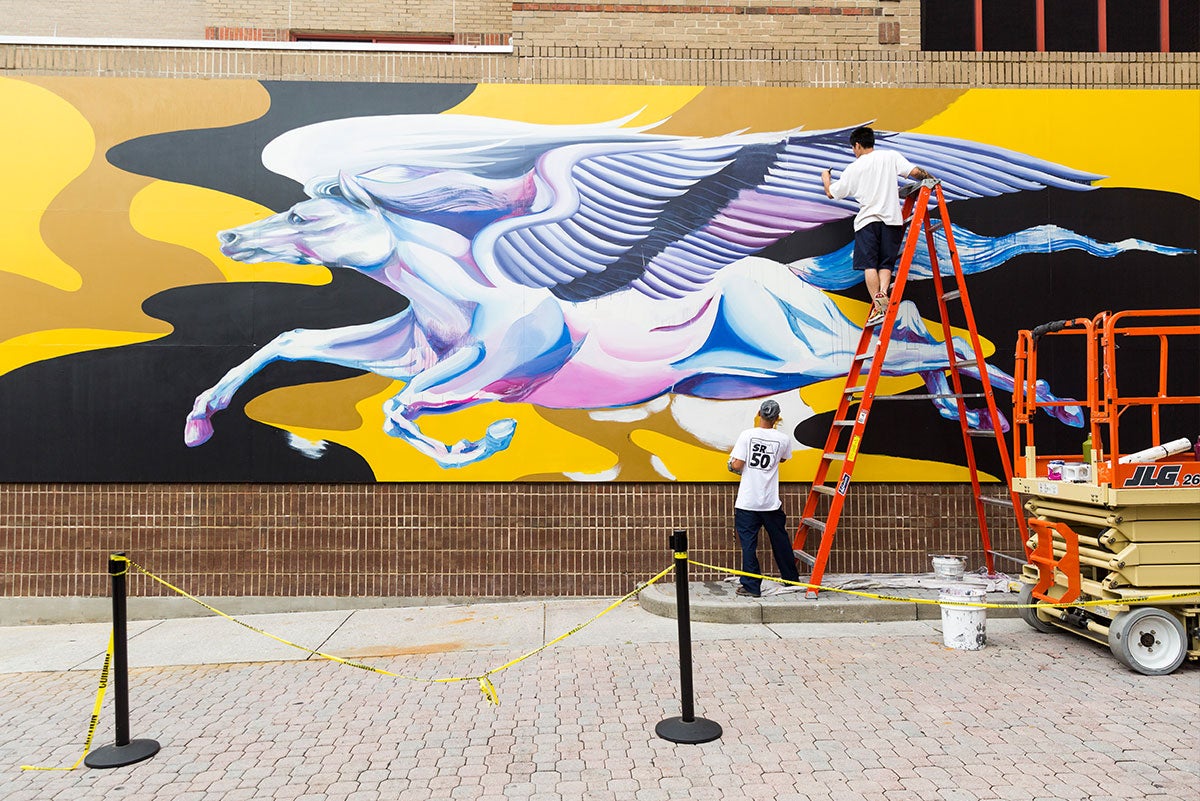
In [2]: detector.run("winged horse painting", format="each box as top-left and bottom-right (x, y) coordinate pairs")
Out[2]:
(184, 115), (1181, 469)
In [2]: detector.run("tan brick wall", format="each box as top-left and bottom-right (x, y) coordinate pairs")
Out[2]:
(0, 0), (512, 40)
(2, 43), (1195, 87)
(0, 0), (207, 40)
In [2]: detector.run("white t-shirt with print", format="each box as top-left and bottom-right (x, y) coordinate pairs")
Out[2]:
(828, 149), (915, 231)
(731, 426), (793, 512)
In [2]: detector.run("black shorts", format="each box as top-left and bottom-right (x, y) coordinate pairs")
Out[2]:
(853, 221), (904, 272)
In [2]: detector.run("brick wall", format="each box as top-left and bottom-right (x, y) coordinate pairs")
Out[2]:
(0, 483), (1022, 600)
(0, 0), (208, 40)
(1, 43), (1194, 86)
(0, 0), (512, 42)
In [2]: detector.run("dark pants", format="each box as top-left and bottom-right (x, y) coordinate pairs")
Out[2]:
(852, 221), (904, 272)
(735, 507), (800, 595)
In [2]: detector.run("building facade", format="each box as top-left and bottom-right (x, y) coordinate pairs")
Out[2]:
(1, 2), (1197, 613)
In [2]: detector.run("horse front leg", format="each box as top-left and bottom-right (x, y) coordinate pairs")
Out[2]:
(186, 310), (424, 446)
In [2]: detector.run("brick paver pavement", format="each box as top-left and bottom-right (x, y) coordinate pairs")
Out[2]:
(2, 620), (1197, 800)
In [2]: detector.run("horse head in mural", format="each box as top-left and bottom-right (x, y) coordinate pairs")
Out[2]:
(189, 117), (1120, 468)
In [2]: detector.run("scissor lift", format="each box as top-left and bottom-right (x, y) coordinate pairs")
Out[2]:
(1012, 309), (1200, 675)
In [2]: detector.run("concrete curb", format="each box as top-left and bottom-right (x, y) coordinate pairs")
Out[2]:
(639, 580), (1019, 624)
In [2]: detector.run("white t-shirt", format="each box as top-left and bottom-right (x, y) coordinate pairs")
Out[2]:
(731, 426), (793, 512)
(828, 149), (915, 231)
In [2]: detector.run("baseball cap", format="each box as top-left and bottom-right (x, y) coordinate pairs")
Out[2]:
(758, 399), (781, 420)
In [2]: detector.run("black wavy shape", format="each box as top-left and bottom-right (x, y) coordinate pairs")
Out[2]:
(107, 81), (476, 211)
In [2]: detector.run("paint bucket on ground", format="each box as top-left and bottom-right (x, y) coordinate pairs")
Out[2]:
(931, 555), (965, 580)
(940, 586), (987, 651)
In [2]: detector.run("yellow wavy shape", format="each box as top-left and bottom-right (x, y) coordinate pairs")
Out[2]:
(914, 89), (1200, 200)
(245, 379), (618, 481)
(129, 181), (331, 285)
(0, 79), (93, 291)
(446, 84), (704, 127)
(0, 328), (164, 377)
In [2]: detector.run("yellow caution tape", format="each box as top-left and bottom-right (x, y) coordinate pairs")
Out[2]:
(112, 556), (673, 705)
(21, 631), (113, 772)
(687, 559), (1200, 609)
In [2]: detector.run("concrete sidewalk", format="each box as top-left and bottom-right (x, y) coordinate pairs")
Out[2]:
(1, 591), (1196, 801)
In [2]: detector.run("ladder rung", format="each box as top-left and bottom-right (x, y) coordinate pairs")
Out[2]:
(979, 496), (1015, 509)
(823, 452), (847, 462)
(987, 550), (1028, 567)
(801, 517), (826, 533)
(942, 290), (962, 302)
(873, 392), (986, 401)
(794, 549), (816, 567)
(968, 428), (998, 437)
(952, 359), (978, 370)
(832, 419), (856, 427)
(812, 485), (836, 496)
(853, 347), (878, 362)
(844, 386), (866, 395)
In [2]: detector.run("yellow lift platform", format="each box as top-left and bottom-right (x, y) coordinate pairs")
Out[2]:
(1011, 309), (1200, 675)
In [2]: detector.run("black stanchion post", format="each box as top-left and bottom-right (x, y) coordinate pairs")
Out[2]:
(655, 529), (722, 744)
(84, 552), (161, 769)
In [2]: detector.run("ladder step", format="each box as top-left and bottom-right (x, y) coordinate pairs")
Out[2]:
(811, 485), (836, 496)
(794, 549), (816, 567)
(844, 385), (866, 395)
(968, 428), (998, 437)
(801, 517), (826, 533)
(987, 550), (1028, 567)
(853, 347), (877, 362)
(874, 392), (986, 401)
(952, 359), (978, 370)
(979, 496), (1015, 509)
(822, 452), (847, 462)
(942, 290), (962, 302)
(832, 419), (856, 427)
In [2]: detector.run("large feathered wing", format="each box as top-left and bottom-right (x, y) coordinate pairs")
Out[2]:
(472, 127), (1103, 301)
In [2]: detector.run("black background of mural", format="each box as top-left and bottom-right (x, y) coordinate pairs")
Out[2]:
(108, 82), (476, 212)
(0, 272), (406, 482)
(786, 187), (1200, 476)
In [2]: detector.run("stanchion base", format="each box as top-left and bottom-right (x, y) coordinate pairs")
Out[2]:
(84, 739), (160, 769)
(655, 716), (722, 744)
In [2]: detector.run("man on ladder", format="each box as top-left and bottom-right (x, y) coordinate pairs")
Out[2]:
(797, 127), (1025, 597)
(821, 126), (933, 326)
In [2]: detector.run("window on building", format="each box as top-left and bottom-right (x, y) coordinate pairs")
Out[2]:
(289, 31), (455, 45)
(921, 0), (1199, 52)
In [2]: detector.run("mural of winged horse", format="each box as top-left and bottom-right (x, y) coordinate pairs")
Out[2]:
(187, 116), (1104, 469)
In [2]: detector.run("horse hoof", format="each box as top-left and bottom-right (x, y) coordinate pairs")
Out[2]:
(184, 417), (214, 447)
(486, 419), (517, 446)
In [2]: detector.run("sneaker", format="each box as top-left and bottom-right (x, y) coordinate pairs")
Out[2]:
(865, 292), (889, 326)
(735, 586), (760, 597)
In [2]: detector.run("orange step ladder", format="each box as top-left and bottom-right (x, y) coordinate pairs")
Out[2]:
(793, 179), (1028, 598)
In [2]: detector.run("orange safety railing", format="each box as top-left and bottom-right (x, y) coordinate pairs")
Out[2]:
(1013, 308), (1200, 488)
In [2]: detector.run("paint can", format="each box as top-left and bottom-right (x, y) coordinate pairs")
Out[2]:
(1046, 460), (1064, 480)
(1062, 462), (1091, 482)
(940, 586), (987, 651)
(931, 555), (965, 580)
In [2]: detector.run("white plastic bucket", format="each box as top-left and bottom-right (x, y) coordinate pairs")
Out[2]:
(931, 555), (965, 580)
(940, 586), (987, 650)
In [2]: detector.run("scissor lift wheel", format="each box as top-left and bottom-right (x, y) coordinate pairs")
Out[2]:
(1017, 582), (1056, 633)
(1108, 607), (1188, 675)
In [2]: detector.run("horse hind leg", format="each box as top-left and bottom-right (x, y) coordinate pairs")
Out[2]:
(381, 395), (516, 468)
